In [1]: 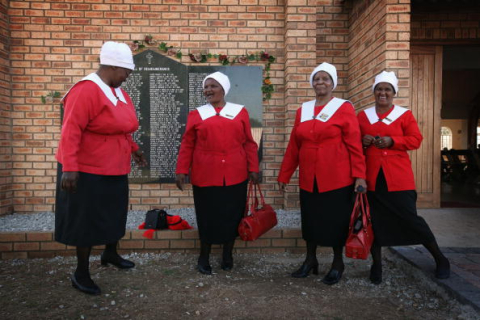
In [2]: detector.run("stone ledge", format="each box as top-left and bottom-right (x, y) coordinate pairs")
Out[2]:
(0, 228), (327, 260)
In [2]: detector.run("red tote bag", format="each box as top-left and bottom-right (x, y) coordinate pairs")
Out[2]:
(345, 193), (374, 260)
(238, 181), (278, 241)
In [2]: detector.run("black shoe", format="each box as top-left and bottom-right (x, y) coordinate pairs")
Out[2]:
(291, 262), (319, 278)
(221, 259), (233, 271)
(435, 258), (450, 279)
(101, 253), (135, 269)
(71, 273), (101, 295)
(197, 263), (212, 275)
(321, 268), (344, 285)
(369, 264), (382, 285)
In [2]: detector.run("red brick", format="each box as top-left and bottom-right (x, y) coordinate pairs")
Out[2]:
(282, 229), (302, 238)
(144, 240), (170, 249)
(14, 242), (40, 251)
(28, 251), (56, 259)
(181, 230), (199, 239)
(27, 232), (53, 241)
(246, 239), (271, 247)
(170, 240), (195, 249)
(40, 242), (66, 250)
(0, 243), (12, 252)
(2, 252), (28, 259)
(155, 230), (182, 240)
(118, 240), (145, 249)
(0, 233), (26, 242)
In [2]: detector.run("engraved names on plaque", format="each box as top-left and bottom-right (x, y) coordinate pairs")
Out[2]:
(124, 50), (263, 183)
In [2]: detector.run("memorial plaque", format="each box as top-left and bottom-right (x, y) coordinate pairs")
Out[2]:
(124, 50), (263, 183)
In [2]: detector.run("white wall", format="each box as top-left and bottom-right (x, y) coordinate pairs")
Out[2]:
(441, 119), (469, 150)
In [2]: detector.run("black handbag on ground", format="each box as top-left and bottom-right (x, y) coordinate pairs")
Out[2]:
(144, 209), (169, 230)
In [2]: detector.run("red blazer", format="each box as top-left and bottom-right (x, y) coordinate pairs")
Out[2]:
(56, 80), (139, 175)
(357, 106), (423, 191)
(278, 99), (366, 193)
(176, 104), (259, 187)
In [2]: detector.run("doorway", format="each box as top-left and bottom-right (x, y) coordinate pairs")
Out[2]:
(440, 45), (480, 208)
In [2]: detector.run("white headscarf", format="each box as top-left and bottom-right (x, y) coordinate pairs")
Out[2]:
(309, 62), (338, 90)
(100, 41), (135, 70)
(372, 71), (398, 96)
(202, 71), (231, 96)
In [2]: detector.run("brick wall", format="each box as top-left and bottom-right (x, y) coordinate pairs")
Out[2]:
(0, 0), (12, 215)
(0, 228), (313, 259)
(6, 0), (287, 214)
(5, 0), (458, 214)
(316, 0), (350, 97)
(280, 0), (317, 208)
(347, 0), (411, 111)
(411, 7), (480, 42)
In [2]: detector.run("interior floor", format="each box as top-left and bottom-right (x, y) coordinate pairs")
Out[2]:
(441, 181), (480, 208)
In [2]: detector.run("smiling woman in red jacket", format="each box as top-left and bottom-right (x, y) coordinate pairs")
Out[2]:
(278, 62), (367, 285)
(55, 42), (147, 295)
(176, 71), (259, 275)
(358, 71), (450, 284)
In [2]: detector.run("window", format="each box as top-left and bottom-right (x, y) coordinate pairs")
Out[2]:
(477, 127), (480, 147)
(441, 126), (453, 150)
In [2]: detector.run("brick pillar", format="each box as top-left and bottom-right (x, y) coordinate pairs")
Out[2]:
(282, 0), (317, 208)
(0, 0), (13, 215)
(347, 0), (411, 110)
(316, 0), (351, 98)
(384, 0), (411, 107)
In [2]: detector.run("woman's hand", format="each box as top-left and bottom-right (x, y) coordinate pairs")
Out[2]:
(61, 171), (79, 193)
(278, 182), (287, 192)
(373, 136), (393, 149)
(354, 178), (367, 193)
(175, 174), (186, 191)
(362, 135), (376, 147)
(132, 149), (148, 167)
(248, 172), (260, 184)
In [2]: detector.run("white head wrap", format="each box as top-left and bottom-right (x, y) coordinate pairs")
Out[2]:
(202, 71), (231, 96)
(100, 41), (135, 70)
(372, 71), (398, 96)
(310, 62), (338, 90)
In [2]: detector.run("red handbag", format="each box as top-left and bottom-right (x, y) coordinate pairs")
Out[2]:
(238, 181), (278, 241)
(345, 193), (374, 260)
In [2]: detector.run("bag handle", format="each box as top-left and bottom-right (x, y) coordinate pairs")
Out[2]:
(244, 181), (254, 217)
(359, 193), (372, 231)
(349, 193), (362, 229)
(244, 181), (263, 217)
(349, 193), (372, 230)
(253, 183), (266, 206)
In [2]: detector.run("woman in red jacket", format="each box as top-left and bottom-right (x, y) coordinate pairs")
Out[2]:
(358, 71), (450, 284)
(176, 72), (259, 275)
(55, 42), (147, 295)
(278, 62), (367, 285)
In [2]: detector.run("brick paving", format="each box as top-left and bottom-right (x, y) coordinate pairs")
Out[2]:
(392, 246), (480, 311)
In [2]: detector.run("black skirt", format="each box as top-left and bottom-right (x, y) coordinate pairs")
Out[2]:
(300, 183), (355, 247)
(367, 169), (435, 246)
(55, 163), (129, 247)
(193, 180), (248, 244)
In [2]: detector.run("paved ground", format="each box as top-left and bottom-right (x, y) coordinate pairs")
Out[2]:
(392, 208), (480, 311)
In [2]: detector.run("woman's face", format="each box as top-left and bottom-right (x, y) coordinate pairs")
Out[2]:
(312, 71), (334, 96)
(374, 82), (395, 107)
(111, 67), (132, 88)
(203, 78), (225, 105)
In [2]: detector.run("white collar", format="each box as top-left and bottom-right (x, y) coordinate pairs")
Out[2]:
(364, 105), (409, 125)
(300, 97), (348, 123)
(62, 73), (127, 106)
(197, 102), (244, 121)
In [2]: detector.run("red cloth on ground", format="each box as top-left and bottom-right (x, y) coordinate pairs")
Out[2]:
(138, 215), (193, 239)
